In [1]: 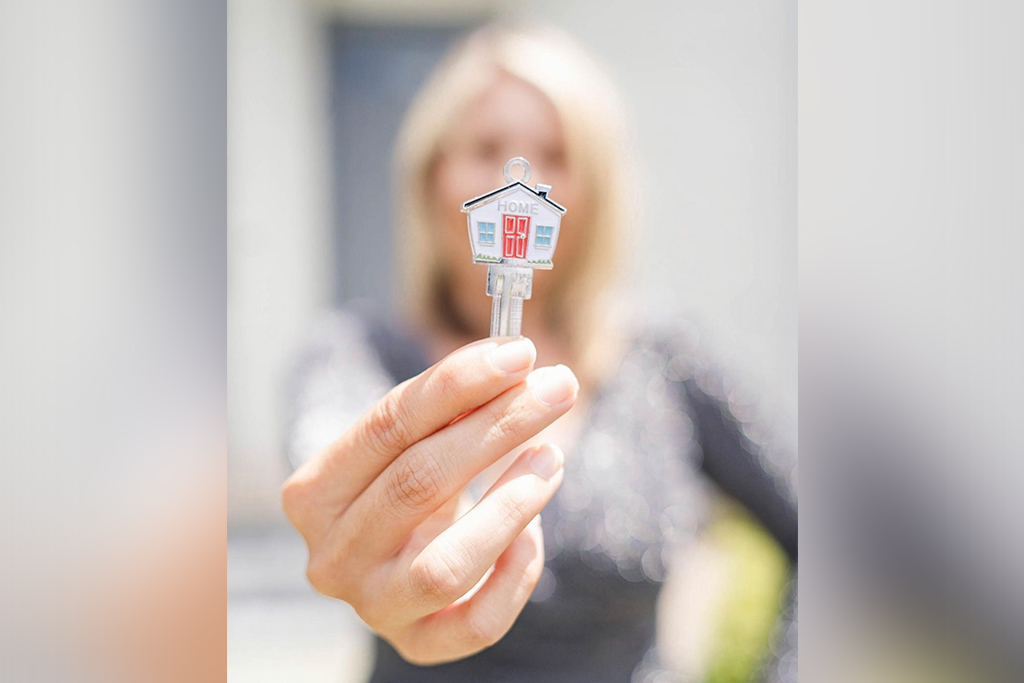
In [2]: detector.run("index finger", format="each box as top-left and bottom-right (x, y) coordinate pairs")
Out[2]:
(288, 336), (537, 511)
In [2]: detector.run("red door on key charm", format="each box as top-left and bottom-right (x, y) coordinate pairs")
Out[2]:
(502, 215), (530, 259)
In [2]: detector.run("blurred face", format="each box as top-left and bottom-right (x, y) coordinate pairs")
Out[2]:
(429, 74), (586, 333)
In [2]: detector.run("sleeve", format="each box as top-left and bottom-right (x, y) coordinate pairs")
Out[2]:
(283, 310), (396, 470)
(659, 323), (798, 683)
(682, 371), (797, 562)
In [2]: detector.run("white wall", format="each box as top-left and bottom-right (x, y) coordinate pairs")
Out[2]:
(521, 0), (796, 400)
(228, 0), (796, 522)
(228, 0), (333, 521)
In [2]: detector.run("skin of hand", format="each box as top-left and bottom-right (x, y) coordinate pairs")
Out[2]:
(282, 336), (578, 664)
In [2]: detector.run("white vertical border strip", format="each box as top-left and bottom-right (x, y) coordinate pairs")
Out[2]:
(228, 0), (334, 520)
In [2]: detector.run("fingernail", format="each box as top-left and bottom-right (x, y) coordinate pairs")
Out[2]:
(529, 365), (579, 407)
(528, 444), (563, 479)
(490, 338), (536, 374)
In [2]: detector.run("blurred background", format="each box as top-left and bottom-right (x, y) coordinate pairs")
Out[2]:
(228, 0), (794, 681)
(3, 0), (1021, 682)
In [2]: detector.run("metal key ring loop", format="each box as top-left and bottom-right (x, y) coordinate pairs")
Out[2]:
(503, 157), (532, 184)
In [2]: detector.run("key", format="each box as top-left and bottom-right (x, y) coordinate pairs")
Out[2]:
(461, 157), (567, 337)
(487, 264), (532, 338)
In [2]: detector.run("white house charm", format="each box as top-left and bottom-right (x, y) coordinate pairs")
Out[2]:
(461, 157), (567, 337)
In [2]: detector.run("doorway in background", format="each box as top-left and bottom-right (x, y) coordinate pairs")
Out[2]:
(329, 23), (471, 310)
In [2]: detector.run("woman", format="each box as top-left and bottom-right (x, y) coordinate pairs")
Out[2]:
(283, 24), (796, 683)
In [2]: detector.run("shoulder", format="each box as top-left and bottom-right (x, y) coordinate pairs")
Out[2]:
(633, 316), (798, 555)
(631, 315), (797, 489)
(291, 303), (431, 384)
(292, 306), (378, 368)
(284, 305), (413, 468)
(624, 316), (725, 397)
(629, 317), (778, 413)
(288, 307), (392, 400)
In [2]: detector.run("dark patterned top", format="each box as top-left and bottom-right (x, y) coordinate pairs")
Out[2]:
(286, 306), (797, 683)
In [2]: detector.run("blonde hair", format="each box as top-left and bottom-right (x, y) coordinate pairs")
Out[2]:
(394, 23), (637, 378)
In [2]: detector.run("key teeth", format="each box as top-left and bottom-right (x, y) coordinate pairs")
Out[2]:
(508, 296), (524, 337)
(489, 275), (504, 337)
(486, 264), (534, 337)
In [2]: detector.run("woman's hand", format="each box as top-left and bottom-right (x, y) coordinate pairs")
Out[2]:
(282, 337), (578, 664)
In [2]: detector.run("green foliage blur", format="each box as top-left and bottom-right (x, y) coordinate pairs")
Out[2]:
(706, 509), (790, 683)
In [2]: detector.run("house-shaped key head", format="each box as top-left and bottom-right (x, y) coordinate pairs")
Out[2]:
(461, 176), (566, 270)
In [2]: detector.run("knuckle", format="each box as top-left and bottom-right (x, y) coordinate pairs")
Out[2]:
(281, 472), (321, 532)
(463, 609), (504, 649)
(489, 403), (528, 445)
(305, 551), (343, 597)
(408, 555), (464, 604)
(352, 590), (388, 628)
(280, 475), (309, 522)
(430, 362), (462, 402)
(385, 454), (443, 513)
(364, 392), (413, 455)
(495, 489), (531, 535)
(304, 534), (361, 600)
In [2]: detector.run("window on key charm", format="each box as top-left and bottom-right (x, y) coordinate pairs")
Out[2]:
(477, 221), (495, 245)
(535, 225), (553, 249)
(502, 215), (530, 259)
